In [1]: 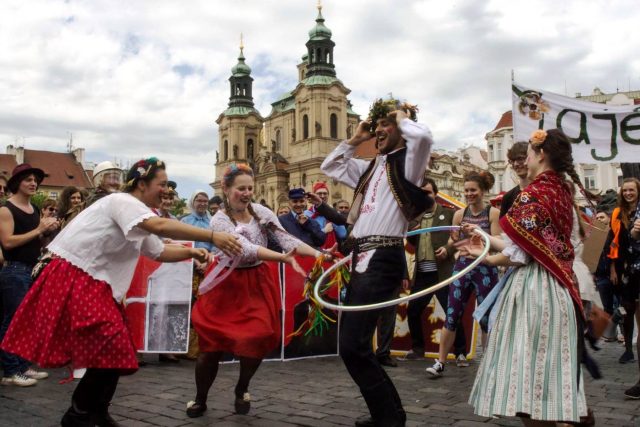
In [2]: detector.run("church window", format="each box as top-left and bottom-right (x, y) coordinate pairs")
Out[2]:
(275, 129), (282, 151)
(303, 115), (309, 139)
(247, 139), (254, 160)
(326, 49), (331, 63)
(316, 48), (322, 62)
(223, 140), (229, 160)
(330, 113), (338, 139)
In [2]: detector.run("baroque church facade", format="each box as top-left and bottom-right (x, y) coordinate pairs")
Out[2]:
(211, 5), (360, 210)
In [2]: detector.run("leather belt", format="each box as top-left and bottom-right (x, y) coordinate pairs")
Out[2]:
(355, 235), (403, 252)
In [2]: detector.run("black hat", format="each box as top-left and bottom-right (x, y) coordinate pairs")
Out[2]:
(288, 188), (306, 200)
(7, 163), (45, 193)
(167, 180), (177, 190)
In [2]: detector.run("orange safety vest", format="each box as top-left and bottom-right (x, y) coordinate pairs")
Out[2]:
(608, 207), (621, 260)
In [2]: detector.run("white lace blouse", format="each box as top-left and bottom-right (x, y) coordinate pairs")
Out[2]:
(210, 203), (302, 267)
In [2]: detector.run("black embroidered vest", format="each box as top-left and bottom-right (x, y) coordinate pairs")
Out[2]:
(348, 147), (432, 225)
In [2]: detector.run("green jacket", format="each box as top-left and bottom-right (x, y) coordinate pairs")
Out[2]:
(408, 203), (456, 284)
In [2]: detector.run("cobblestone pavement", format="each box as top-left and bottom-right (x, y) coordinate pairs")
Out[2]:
(1, 341), (639, 426)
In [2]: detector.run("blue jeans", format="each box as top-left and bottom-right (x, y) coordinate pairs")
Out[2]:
(0, 262), (34, 376)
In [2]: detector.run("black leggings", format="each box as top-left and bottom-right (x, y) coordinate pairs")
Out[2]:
(72, 368), (120, 413)
(194, 352), (263, 404)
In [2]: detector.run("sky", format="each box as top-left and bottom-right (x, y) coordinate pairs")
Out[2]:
(1, 0), (639, 199)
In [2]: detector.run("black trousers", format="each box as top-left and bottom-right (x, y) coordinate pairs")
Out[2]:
(408, 270), (467, 356)
(340, 246), (405, 425)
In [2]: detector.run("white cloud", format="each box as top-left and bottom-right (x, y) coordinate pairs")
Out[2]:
(0, 0), (638, 197)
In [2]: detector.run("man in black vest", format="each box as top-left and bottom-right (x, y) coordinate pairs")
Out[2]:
(322, 99), (433, 427)
(0, 164), (59, 387)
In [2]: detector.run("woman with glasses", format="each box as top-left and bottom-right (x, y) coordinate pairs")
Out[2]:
(39, 199), (59, 249)
(0, 174), (9, 202)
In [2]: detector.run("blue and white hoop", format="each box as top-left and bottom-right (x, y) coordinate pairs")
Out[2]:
(313, 225), (491, 312)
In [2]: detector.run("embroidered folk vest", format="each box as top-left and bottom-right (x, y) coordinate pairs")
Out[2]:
(347, 147), (432, 225)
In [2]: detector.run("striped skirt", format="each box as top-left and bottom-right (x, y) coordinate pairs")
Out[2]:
(468, 262), (587, 422)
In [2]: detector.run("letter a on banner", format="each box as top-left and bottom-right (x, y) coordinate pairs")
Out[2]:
(512, 83), (640, 163)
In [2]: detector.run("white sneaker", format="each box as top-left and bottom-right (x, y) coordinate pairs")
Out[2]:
(426, 360), (444, 377)
(1, 373), (37, 387)
(24, 368), (49, 380)
(456, 354), (470, 367)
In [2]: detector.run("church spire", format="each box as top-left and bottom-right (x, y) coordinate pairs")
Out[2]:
(227, 33), (254, 109)
(305, 1), (336, 78)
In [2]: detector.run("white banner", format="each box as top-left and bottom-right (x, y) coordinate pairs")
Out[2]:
(512, 83), (640, 163)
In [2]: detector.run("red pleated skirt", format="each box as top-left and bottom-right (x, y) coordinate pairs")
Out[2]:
(1, 258), (138, 374)
(192, 263), (281, 359)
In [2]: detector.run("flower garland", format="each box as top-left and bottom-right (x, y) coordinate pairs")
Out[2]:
(367, 98), (418, 134)
(125, 157), (164, 188)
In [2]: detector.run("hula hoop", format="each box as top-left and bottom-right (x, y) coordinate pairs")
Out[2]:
(313, 225), (491, 312)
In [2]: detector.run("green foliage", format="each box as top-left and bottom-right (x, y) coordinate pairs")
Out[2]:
(30, 192), (49, 209)
(171, 198), (187, 218)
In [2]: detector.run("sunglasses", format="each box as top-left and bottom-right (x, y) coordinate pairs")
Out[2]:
(45, 207), (57, 212)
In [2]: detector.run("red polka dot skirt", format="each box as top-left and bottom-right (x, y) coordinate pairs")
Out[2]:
(1, 257), (138, 374)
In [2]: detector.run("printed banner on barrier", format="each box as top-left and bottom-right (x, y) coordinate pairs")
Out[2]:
(125, 241), (194, 353)
(512, 83), (640, 163)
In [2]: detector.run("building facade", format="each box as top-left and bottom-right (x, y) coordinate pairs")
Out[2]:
(211, 5), (360, 210)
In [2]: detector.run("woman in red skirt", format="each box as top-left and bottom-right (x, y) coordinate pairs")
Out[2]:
(1, 157), (242, 427)
(187, 163), (332, 418)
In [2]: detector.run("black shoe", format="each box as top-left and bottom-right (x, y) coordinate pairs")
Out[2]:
(625, 382), (640, 399)
(354, 416), (374, 426)
(186, 400), (207, 418)
(377, 355), (398, 367)
(61, 406), (93, 427)
(619, 350), (635, 364)
(234, 391), (251, 415)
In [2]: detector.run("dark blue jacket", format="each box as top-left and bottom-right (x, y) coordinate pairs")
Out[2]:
(278, 212), (326, 248)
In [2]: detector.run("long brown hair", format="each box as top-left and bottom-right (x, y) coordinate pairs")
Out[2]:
(617, 177), (640, 227)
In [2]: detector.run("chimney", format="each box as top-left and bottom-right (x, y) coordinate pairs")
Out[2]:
(15, 147), (24, 164)
(72, 147), (85, 165)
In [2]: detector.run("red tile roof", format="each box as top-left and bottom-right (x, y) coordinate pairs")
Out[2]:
(354, 137), (377, 159)
(1, 149), (93, 189)
(492, 111), (513, 131)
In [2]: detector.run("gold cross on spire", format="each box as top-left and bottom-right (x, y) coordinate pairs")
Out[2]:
(239, 32), (244, 55)
(317, 0), (322, 12)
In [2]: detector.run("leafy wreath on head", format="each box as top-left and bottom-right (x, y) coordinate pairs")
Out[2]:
(367, 98), (419, 134)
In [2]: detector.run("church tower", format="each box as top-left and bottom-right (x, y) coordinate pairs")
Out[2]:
(212, 36), (264, 193)
(260, 1), (359, 207)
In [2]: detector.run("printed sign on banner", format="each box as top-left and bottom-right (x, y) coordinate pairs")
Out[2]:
(512, 83), (640, 163)
(125, 241), (194, 353)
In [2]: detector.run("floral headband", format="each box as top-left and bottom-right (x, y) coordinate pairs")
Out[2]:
(530, 129), (547, 147)
(368, 98), (418, 129)
(125, 157), (164, 188)
(222, 162), (254, 186)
